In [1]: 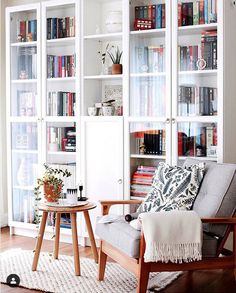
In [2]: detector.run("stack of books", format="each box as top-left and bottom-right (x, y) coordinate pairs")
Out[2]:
(134, 4), (165, 29)
(178, 31), (217, 71)
(133, 129), (166, 156)
(47, 54), (76, 78)
(134, 45), (165, 73)
(178, 0), (217, 26)
(47, 17), (75, 39)
(178, 124), (217, 157)
(17, 19), (37, 41)
(131, 165), (156, 198)
(178, 86), (217, 116)
(48, 126), (76, 152)
(18, 47), (37, 79)
(47, 91), (76, 116)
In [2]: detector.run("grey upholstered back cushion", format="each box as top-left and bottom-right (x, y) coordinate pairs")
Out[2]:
(183, 158), (236, 237)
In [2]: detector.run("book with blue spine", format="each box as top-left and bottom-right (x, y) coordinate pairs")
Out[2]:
(204, 0), (208, 23)
(156, 4), (162, 28)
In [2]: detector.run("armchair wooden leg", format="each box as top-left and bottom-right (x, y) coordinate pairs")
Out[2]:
(136, 262), (150, 293)
(98, 241), (107, 281)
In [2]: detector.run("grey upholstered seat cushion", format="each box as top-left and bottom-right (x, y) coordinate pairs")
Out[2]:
(96, 221), (218, 258)
(183, 158), (236, 237)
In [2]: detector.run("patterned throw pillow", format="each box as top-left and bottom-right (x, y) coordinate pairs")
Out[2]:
(137, 162), (205, 213)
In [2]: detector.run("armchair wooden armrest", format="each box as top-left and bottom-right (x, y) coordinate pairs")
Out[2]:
(201, 217), (236, 224)
(99, 200), (143, 216)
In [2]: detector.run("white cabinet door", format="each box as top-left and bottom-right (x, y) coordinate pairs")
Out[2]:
(80, 117), (124, 238)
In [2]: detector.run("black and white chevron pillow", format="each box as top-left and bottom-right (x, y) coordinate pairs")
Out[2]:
(138, 162), (205, 213)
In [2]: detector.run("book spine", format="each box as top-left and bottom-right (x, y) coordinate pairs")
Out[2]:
(182, 3), (188, 26)
(151, 5), (156, 28)
(178, 3), (182, 27)
(161, 4), (165, 28)
(199, 0), (205, 24)
(156, 4), (162, 29)
(187, 3), (193, 26)
(193, 0), (199, 25)
(139, 6), (144, 19)
(204, 0), (208, 24)
(135, 7), (139, 19)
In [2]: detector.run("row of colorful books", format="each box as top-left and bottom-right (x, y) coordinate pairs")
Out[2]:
(133, 130), (166, 155)
(47, 54), (76, 78)
(131, 78), (165, 117)
(179, 31), (217, 71)
(47, 17), (75, 40)
(17, 91), (37, 117)
(178, 86), (217, 116)
(48, 126), (76, 152)
(178, 124), (217, 157)
(134, 4), (165, 29)
(178, 0), (217, 27)
(131, 165), (156, 198)
(18, 47), (37, 79)
(47, 91), (76, 116)
(134, 45), (165, 73)
(17, 19), (37, 41)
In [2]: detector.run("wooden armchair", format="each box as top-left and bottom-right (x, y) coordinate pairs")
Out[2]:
(97, 200), (236, 293)
(96, 159), (236, 293)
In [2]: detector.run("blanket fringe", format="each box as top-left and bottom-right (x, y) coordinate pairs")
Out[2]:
(144, 242), (202, 263)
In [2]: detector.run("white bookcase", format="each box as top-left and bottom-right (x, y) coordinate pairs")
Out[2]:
(6, 0), (236, 242)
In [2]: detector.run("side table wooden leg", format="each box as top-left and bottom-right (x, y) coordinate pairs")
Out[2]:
(54, 213), (61, 259)
(32, 211), (48, 271)
(83, 210), (98, 263)
(70, 212), (80, 276)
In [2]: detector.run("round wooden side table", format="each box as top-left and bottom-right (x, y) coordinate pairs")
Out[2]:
(32, 202), (98, 276)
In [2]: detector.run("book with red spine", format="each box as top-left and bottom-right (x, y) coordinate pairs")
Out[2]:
(20, 21), (26, 40)
(178, 3), (182, 27)
(199, 0), (205, 24)
(178, 132), (183, 156)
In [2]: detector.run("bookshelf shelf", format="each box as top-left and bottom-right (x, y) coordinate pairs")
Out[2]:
(84, 74), (123, 80)
(13, 185), (34, 191)
(45, 116), (77, 123)
(12, 149), (38, 154)
(47, 151), (76, 156)
(11, 79), (37, 84)
(84, 32), (122, 41)
(178, 156), (217, 161)
(130, 154), (166, 160)
(46, 37), (75, 46)
(176, 116), (218, 123)
(130, 72), (166, 78)
(47, 77), (76, 82)
(11, 41), (37, 47)
(130, 28), (166, 38)
(178, 23), (218, 35)
(179, 70), (217, 77)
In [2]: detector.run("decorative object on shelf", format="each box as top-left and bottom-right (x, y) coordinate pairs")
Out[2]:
(139, 143), (146, 155)
(34, 164), (72, 204)
(95, 24), (100, 34)
(67, 188), (78, 205)
(101, 99), (115, 116)
(17, 34), (24, 42)
(87, 107), (97, 116)
(98, 43), (110, 75)
(196, 58), (207, 70)
(105, 11), (122, 33)
(17, 157), (33, 186)
(78, 182), (87, 201)
(104, 85), (122, 116)
(107, 46), (123, 74)
(134, 19), (154, 30)
(26, 32), (33, 42)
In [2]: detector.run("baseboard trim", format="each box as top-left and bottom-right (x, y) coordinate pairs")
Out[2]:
(0, 213), (8, 227)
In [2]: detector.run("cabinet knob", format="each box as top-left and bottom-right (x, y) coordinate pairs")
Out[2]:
(118, 179), (123, 184)
(172, 118), (176, 124)
(166, 118), (170, 124)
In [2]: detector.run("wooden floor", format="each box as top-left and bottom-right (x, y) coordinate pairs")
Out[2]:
(1, 227), (236, 293)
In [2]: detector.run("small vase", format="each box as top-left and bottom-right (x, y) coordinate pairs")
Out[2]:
(105, 11), (122, 33)
(102, 106), (115, 116)
(112, 64), (122, 75)
(44, 182), (62, 202)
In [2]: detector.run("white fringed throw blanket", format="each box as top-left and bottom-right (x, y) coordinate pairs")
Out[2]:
(140, 211), (202, 263)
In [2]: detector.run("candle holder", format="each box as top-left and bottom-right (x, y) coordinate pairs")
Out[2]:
(78, 183), (88, 201)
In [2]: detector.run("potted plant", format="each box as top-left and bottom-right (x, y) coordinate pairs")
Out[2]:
(107, 46), (123, 74)
(34, 164), (72, 203)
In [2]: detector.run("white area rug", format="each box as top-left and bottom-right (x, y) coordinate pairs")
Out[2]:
(0, 249), (182, 293)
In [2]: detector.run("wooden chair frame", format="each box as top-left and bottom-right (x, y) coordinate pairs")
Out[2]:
(97, 200), (236, 293)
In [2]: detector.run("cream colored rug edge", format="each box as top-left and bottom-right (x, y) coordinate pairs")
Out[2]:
(0, 249), (182, 293)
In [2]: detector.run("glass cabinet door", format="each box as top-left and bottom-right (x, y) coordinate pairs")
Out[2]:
(174, 0), (218, 164)
(8, 6), (40, 224)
